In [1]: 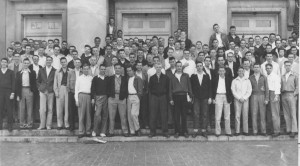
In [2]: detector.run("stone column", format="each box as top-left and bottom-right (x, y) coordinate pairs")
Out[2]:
(67, 0), (108, 54)
(188, 0), (228, 44)
(0, 0), (6, 58)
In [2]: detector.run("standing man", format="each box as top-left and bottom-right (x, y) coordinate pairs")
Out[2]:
(212, 67), (233, 137)
(15, 58), (36, 129)
(261, 53), (280, 76)
(91, 64), (109, 137)
(249, 63), (269, 136)
(107, 63), (129, 137)
(281, 61), (298, 138)
(180, 50), (196, 77)
(231, 67), (252, 136)
(190, 62), (211, 138)
(0, 58), (15, 131)
(37, 56), (56, 130)
(169, 61), (193, 138)
(51, 45), (64, 70)
(165, 57), (176, 127)
(75, 64), (93, 138)
(54, 57), (70, 130)
(148, 63), (169, 138)
(67, 58), (82, 131)
(227, 26), (241, 46)
(127, 65), (143, 136)
(225, 52), (239, 78)
(265, 64), (281, 136)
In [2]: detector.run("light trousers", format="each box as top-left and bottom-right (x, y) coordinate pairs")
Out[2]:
(215, 94), (231, 135)
(282, 93), (298, 133)
(234, 98), (249, 133)
(20, 87), (33, 125)
(56, 86), (69, 128)
(39, 91), (54, 128)
(127, 95), (140, 134)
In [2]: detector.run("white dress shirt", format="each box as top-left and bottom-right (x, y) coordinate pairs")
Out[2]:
(244, 69), (251, 79)
(266, 72), (281, 95)
(21, 69), (30, 87)
(46, 66), (52, 77)
(231, 76), (252, 100)
(285, 71), (292, 82)
(216, 76), (226, 93)
(32, 64), (40, 79)
(75, 69), (81, 78)
(227, 61), (234, 77)
(216, 33), (223, 47)
(261, 61), (280, 76)
(1, 68), (7, 74)
(281, 61), (299, 76)
(136, 71), (143, 79)
(181, 58), (196, 77)
(74, 74), (93, 102)
(204, 67), (212, 80)
(175, 73), (182, 82)
(38, 55), (46, 67)
(51, 54), (63, 70)
(197, 72), (204, 86)
(90, 65), (97, 76)
(128, 77), (137, 94)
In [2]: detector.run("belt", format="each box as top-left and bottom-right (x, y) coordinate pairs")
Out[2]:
(61, 84), (67, 86)
(79, 92), (90, 95)
(22, 86), (30, 88)
(128, 94), (137, 95)
(283, 91), (294, 94)
(217, 93), (226, 95)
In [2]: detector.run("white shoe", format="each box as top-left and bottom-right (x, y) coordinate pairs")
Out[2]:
(100, 133), (106, 137)
(46, 127), (51, 130)
(92, 131), (96, 137)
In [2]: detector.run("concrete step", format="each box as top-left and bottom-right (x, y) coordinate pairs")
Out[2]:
(0, 135), (296, 143)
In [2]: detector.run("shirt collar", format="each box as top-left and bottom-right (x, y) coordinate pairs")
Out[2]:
(59, 68), (68, 72)
(21, 68), (30, 73)
(98, 74), (105, 79)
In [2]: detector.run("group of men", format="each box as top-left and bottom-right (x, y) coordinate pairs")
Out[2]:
(0, 23), (299, 139)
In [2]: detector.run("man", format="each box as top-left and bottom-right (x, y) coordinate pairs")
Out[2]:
(67, 50), (80, 69)
(261, 53), (280, 76)
(240, 40), (248, 58)
(249, 63), (269, 136)
(165, 57), (176, 126)
(37, 47), (46, 67)
(127, 66), (143, 136)
(54, 57), (70, 130)
(281, 61), (298, 138)
(0, 58), (15, 131)
(67, 58), (82, 131)
(212, 67), (233, 137)
(225, 52), (239, 78)
(214, 56), (233, 80)
(190, 62), (211, 138)
(254, 36), (261, 49)
(21, 44), (33, 63)
(107, 17), (117, 38)
(92, 47), (105, 66)
(173, 41), (183, 61)
(80, 45), (92, 66)
(116, 37), (124, 50)
(88, 56), (99, 77)
(227, 26), (240, 47)
(179, 31), (192, 50)
(118, 49), (130, 72)
(94, 37), (105, 55)
(75, 64), (93, 138)
(135, 62), (148, 129)
(60, 41), (69, 56)
(169, 61), (193, 138)
(164, 48), (175, 70)
(148, 62), (169, 138)
(209, 24), (229, 50)
(180, 50), (196, 77)
(243, 59), (254, 79)
(91, 64), (108, 137)
(15, 58), (36, 129)
(147, 56), (166, 80)
(209, 49), (217, 70)
(14, 42), (25, 55)
(164, 36), (175, 59)
(6, 47), (14, 64)
(233, 45), (242, 66)
(37, 56), (56, 130)
(265, 63), (281, 136)
(282, 54), (299, 75)
(269, 33), (276, 49)
(105, 56), (124, 76)
(51, 45), (64, 70)
(255, 36), (269, 63)
(231, 67), (252, 136)
(54, 39), (60, 46)
(128, 53), (136, 66)
(277, 48), (288, 73)
(45, 39), (54, 56)
(107, 63), (129, 137)
(248, 37), (255, 47)
(225, 41), (235, 59)
(272, 40), (282, 59)
(104, 45), (114, 67)
(243, 51), (256, 70)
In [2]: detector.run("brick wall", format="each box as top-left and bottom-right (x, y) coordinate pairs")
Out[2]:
(108, 0), (115, 19)
(293, 0), (299, 34)
(178, 0), (188, 34)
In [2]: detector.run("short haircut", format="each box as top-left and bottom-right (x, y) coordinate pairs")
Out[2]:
(32, 55), (39, 59)
(265, 63), (273, 68)
(176, 61), (182, 65)
(7, 47), (13, 51)
(53, 45), (60, 49)
(213, 23), (219, 28)
(196, 61), (204, 65)
(23, 58), (30, 63)
(153, 56), (160, 60)
(72, 50), (78, 54)
(169, 57), (175, 61)
(126, 64), (136, 71)
(253, 63), (260, 67)
(266, 44), (272, 48)
(284, 60), (292, 65)
(198, 51), (205, 56)
(46, 56), (53, 60)
(183, 49), (190, 53)
(114, 63), (121, 68)
(218, 66), (225, 70)
(1, 57), (9, 63)
(22, 38), (28, 42)
(99, 64), (106, 68)
(117, 49), (125, 54)
(60, 57), (67, 62)
(168, 48), (174, 52)
(204, 56), (211, 61)
(245, 51), (252, 55)
(25, 44), (31, 48)
(238, 67), (244, 70)
(14, 41), (21, 46)
(84, 45), (92, 50)
(230, 25), (236, 29)
(94, 37), (100, 40)
(74, 58), (81, 62)
(291, 46), (297, 50)
(82, 63), (90, 68)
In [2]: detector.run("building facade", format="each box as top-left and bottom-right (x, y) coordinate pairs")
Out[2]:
(0, 0), (298, 56)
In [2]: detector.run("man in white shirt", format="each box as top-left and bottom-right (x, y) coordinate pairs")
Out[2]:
(281, 54), (299, 76)
(173, 41), (183, 61)
(181, 50), (196, 77)
(265, 63), (281, 136)
(88, 56), (99, 77)
(75, 64), (93, 138)
(277, 48), (288, 74)
(37, 47), (46, 67)
(147, 56), (166, 81)
(261, 53), (280, 76)
(51, 45), (63, 70)
(21, 44), (33, 64)
(165, 48), (175, 70)
(231, 67), (252, 136)
(45, 39), (54, 56)
(243, 59), (253, 79)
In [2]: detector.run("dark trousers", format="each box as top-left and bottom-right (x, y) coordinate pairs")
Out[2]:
(173, 95), (188, 134)
(193, 98), (209, 130)
(68, 92), (78, 129)
(149, 94), (168, 133)
(33, 91), (40, 121)
(0, 90), (13, 129)
(208, 103), (215, 128)
(139, 94), (148, 128)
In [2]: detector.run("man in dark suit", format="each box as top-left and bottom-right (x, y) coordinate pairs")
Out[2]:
(209, 24), (229, 50)
(37, 56), (56, 130)
(212, 66), (233, 137)
(94, 37), (105, 56)
(214, 56), (233, 80)
(0, 58), (15, 131)
(29, 55), (43, 122)
(225, 52), (239, 78)
(163, 36), (175, 59)
(15, 58), (36, 129)
(165, 57), (176, 127)
(148, 62), (170, 138)
(178, 31), (192, 50)
(254, 36), (269, 64)
(191, 61), (212, 138)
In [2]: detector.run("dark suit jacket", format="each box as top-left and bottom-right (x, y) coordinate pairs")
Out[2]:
(212, 75), (233, 103)
(203, 68), (215, 80)
(37, 67), (56, 93)
(179, 39), (192, 50)
(224, 61), (239, 78)
(28, 64), (42, 72)
(107, 75), (128, 100)
(106, 23), (117, 37)
(15, 70), (37, 98)
(165, 67), (175, 79)
(128, 76), (144, 99)
(209, 33), (229, 50)
(227, 34), (241, 47)
(213, 67), (233, 80)
(190, 73), (211, 99)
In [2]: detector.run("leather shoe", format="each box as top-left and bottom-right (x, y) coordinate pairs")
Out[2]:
(215, 134), (220, 137)
(57, 127), (63, 130)
(123, 133), (130, 137)
(183, 133), (189, 138)
(107, 133), (115, 137)
(272, 133), (280, 137)
(162, 133), (170, 138)
(192, 133), (197, 138)
(174, 133), (179, 138)
(135, 129), (141, 137)
(234, 133), (240, 136)
(202, 132), (208, 138)
(243, 132), (249, 136)
(289, 132), (296, 138)
(37, 127), (46, 130)
(225, 134), (233, 137)
(78, 134), (85, 138)
(148, 133), (156, 138)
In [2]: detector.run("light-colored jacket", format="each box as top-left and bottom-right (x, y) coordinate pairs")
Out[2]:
(231, 76), (252, 100)
(67, 69), (82, 93)
(281, 71), (299, 94)
(53, 68), (69, 96)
